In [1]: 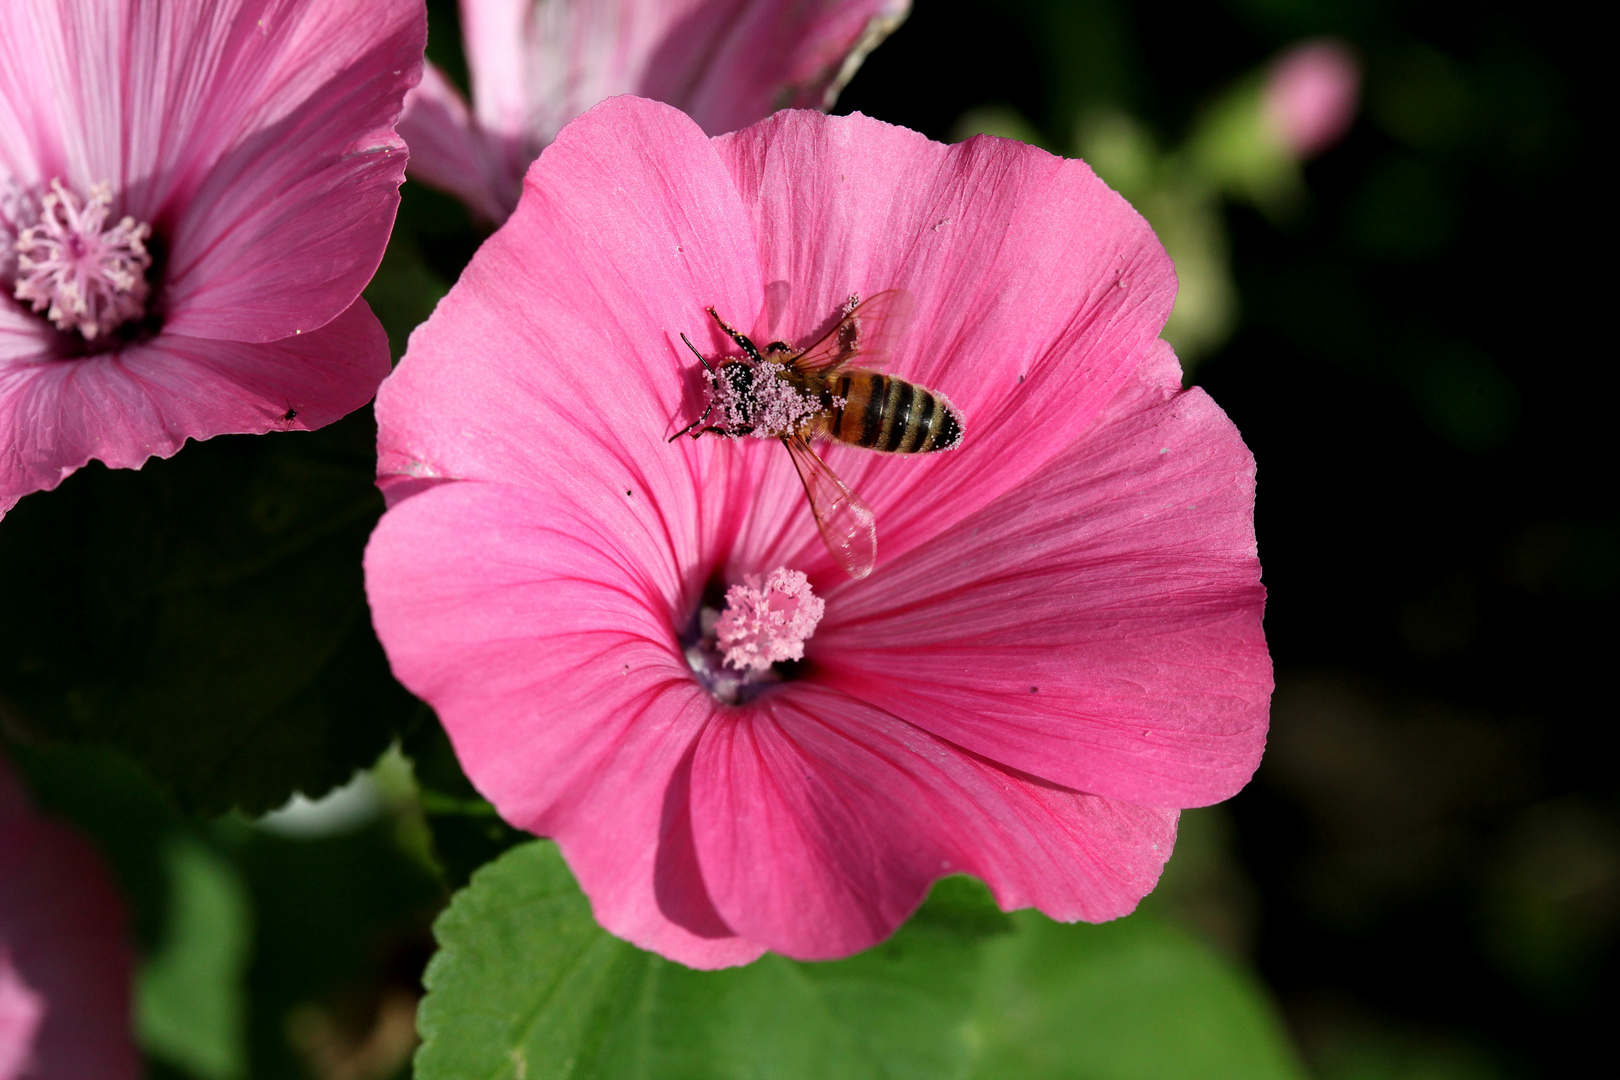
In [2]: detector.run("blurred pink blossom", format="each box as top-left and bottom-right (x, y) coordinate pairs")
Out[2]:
(1263, 38), (1361, 159)
(365, 97), (1272, 966)
(0, 0), (428, 519)
(0, 757), (138, 1080)
(0, 950), (46, 1080)
(399, 0), (910, 222)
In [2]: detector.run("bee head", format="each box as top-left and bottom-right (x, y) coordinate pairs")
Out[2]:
(719, 360), (754, 396)
(710, 360), (757, 429)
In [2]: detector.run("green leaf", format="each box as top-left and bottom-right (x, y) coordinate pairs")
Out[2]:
(416, 841), (1000, 1080)
(966, 911), (1309, 1080)
(419, 841), (1307, 1080)
(137, 838), (253, 1080)
(0, 410), (418, 814)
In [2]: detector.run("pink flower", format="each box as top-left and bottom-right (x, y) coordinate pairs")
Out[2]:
(0, 0), (429, 519)
(1, 757), (138, 1080)
(398, 0), (910, 223)
(1263, 38), (1361, 159)
(364, 97), (1272, 966)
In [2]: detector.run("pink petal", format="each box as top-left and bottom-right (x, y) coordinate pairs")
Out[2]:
(405, 1), (909, 222)
(0, 946), (44, 1080)
(458, 0), (532, 140)
(689, 685), (1178, 960)
(155, 0), (426, 342)
(0, 765), (138, 1080)
(812, 343), (1271, 807)
(459, 0), (908, 145)
(0, 299), (54, 366)
(643, 0), (910, 137)
(375, 95), (765, 534)
(716, 109), (1178, 572)
(364, 480), (763, 968)
(0, 299), (389, 509)
(395, 63), (515, 224)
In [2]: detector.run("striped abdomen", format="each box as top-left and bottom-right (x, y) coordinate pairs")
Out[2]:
(820, 371), (963, 453)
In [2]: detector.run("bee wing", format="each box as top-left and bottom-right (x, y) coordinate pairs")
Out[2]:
(790, 289), (911, 375)
(782, 434), (876, 579)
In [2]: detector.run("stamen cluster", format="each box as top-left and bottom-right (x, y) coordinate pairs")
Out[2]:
(682, 568), (826, 704)
(13, 180), (152, 340)
(716, 567), (825, 671)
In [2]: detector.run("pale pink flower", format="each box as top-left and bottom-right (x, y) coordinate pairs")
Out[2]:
(1263, 38), (1361, 159)
(0, 0), (429, 519)
(399, 0), (910, 222)
(365, 97), (1272, 967)
(0, 757), (138, 1080)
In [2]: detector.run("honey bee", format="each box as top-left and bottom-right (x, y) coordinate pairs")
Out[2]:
(669, 292), (963, 579)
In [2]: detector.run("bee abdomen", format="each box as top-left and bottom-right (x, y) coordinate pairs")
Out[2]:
(830, 372), (963, 453)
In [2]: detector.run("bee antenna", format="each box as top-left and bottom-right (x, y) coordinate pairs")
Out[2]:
(680, 333), (714, 374)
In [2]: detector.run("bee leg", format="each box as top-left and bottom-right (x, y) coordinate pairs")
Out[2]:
(669, 401), (716, 442)
(706, 307), (763, 363)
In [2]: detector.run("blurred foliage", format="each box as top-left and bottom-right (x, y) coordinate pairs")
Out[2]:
(952, 18), (1341, 364)
(7, 739), (443, 1080)
(398, 707), (529, 891)
(138, 838), (253, 1080)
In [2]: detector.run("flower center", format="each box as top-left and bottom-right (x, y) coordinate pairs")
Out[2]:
(13, 179), (152, 340)
(684, 567), (825, 704)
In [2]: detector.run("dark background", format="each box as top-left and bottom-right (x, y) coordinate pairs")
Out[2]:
(836, 0), (1610, 1076)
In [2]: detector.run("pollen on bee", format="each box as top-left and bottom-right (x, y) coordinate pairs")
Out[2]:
(709, 359), (821, 437)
